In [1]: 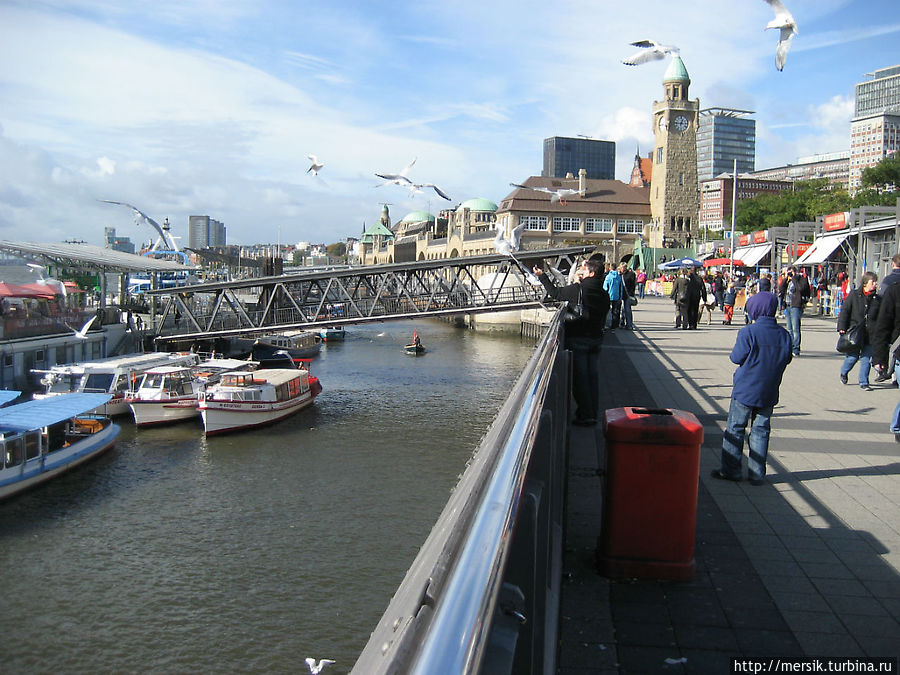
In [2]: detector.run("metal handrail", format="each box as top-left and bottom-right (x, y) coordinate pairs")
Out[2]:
(351, 310), (563, 674)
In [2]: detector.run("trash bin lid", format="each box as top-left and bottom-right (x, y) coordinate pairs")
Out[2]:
(603, 407), (704, 445)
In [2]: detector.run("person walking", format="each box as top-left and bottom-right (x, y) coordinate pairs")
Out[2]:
(670, 269), (691, 330)
(534, 258), (611, 426)
(723, 282), (737, 325)
(686, 267), (705, 329)
(872, 280), (900, 440)
(603, 263), (625, 331)
(778, 266), (811, 356)
(636, 268), (647, 299)
(713, 271), (726, 310)
(874, 254), (900, 384)
(837, 272), (880, 390)
(619, 263), (637, 330)
(711, 290), (793, 485)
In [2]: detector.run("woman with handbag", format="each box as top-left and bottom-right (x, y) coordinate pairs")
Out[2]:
(837, 271), (880, 390)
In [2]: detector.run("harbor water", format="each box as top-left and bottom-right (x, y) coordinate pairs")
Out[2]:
(0, 321), (538, 674)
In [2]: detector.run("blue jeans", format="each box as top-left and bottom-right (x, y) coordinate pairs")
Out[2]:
(637, 282), (646, 299)
(841, 344), (873, 386)
(891, 397), (900, 434)
(721, 398), (773, 481)
(784, 307), (803, 354)
(567, 336), (602, 422)
(620, 298), (634, 329)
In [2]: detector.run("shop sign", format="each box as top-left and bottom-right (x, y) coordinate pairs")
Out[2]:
(824, 211), (851, 232)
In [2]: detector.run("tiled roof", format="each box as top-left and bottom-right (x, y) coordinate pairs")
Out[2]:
(498, 177), (650, 217)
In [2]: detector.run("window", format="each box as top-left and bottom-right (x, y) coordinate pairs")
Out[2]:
(585, 218), (613, 233)
(617, 219), (644, 234)
(552, 216), (581, 232)
(656, 147), (663, 163)
(520, 215), (548, 231)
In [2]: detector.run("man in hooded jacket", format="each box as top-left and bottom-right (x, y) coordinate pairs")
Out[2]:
(711, 290), (792, 485)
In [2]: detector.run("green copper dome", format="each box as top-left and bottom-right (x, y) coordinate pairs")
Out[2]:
(400, 210), (435, 223)
(458, 198), (498, 212)
(664, 55), (690, 83)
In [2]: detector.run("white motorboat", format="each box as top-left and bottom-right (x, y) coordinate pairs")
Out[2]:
(129, 357), (257, 427)
(0, 392), (120, 500)
(33, 352), (201, 416)
(198, 367), (322, 436)
(319, 326), (346, 342)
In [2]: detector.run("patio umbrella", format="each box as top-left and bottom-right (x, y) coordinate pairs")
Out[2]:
(659, 257), (703, 270)
(702, 258), (745, 268)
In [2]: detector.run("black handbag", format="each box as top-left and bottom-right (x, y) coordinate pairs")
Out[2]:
(836, 323), (863, 354)
(564, 286), (588, 322)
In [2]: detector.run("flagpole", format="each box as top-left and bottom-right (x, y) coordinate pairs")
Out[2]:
(729, 158), (737, 279)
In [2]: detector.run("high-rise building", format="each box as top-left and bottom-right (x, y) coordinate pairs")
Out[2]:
(850, 65), (900, 191)
(188, 215), (227, 248)
(649, 55), (700, 246)
(542, 136), (615, 180)
(104, 226), (135, 254)
(696, 108), (756, 181)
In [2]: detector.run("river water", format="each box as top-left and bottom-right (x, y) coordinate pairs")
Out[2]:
(0, 320), (537, 674)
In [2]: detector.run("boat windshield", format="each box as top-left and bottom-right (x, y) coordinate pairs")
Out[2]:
(221, 373), (255, 387)
(82, 373), (114, 392)
(141, 373), (167, 389)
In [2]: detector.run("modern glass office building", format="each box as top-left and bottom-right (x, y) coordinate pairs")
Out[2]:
(542, 136), (615, 180)
(855, 64), (900, 117)
(696, 108), (756, 181)
(850, 65), (900, 190)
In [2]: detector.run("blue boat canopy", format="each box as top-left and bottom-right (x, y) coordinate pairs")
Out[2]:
(0, 390), (22, 406)
(0, 393), (112, 432)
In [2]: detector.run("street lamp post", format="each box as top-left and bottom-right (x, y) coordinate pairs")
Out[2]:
(729, 158), (737, 279)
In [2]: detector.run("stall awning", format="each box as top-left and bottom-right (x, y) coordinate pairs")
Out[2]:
(794, 232), (850, 265)
(734, 243), (772, 267)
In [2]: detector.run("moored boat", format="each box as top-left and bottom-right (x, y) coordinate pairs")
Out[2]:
(198, 367), (322, 436)
(33, 352), (201, 416)
(0, 392), (120, 500)
(319, 326), (346, 342)
(127, 366), (203, 427)
(251, 330), (321, 361)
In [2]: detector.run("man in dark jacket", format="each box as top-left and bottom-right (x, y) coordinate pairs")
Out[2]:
(535, 258), (611, 426)
(670, 269), (691, 329)
(778, 266), (811, 356)
(619, 263), (637, 330)
(872, 280), (900, 437)
(837, 272), (880, 389)
(686, 267), (706, 329)
(874, 254), (900, 382)
(711, 291), (792, 485)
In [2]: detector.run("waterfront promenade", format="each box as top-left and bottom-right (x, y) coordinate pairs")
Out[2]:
(559, 295), (900, 673)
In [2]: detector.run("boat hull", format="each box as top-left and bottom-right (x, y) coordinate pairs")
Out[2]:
(130, 398), (200, 427)
(0, 421), (120, 500)
(199, 383), (319, 436)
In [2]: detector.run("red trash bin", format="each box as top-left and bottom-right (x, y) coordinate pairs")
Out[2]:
(596, 407), (704, 581)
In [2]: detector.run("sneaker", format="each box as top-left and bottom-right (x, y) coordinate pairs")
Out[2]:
(860, 384), (873, 391)
(840, 373), (848, 385)
(874, 371), (889, 383)
(748, 476), (766, 486)
(710, 469), (741, 482)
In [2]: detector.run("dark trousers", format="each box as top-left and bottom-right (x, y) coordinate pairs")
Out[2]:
(567, 336), (602, 422)
(608, 300), (622, 329)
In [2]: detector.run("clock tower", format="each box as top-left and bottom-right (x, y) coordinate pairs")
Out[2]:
(648, 55), (700, 247)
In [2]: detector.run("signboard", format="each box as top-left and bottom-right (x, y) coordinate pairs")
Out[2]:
(753, 230), (769, 244)
(738, 233), (750, 246)
(824, 211), (851, 232)
(785, 243), (811, 256)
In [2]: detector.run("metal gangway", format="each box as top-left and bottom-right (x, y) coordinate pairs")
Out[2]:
(145, 246), (593, 345)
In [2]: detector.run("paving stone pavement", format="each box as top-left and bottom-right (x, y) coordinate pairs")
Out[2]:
(558, 294), (900, 674)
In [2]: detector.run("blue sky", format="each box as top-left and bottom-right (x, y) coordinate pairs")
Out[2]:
(1, 0), (898, 248)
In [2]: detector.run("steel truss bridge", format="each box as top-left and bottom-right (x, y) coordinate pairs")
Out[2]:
(146, 246), (594, 345)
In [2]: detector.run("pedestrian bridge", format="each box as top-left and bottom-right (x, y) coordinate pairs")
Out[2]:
(146, 246), (592, 345)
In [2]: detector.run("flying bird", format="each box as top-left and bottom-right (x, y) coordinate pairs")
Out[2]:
(66, 315), (97, 340)
(305, 658), (335, 674)
(307, 154), (324, 175)
(412, 182), (452, 201)
(27, 263), (67, 298)
(763, 0), (798, 71)
(375, 157), (417, 188)
(100, 200), (180, 252)
(509, 183), (581, 206)
(621, 40), (680, 66)
(493, 221), (525, 256)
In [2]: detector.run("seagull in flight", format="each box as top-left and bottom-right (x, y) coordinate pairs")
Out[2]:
(493, 222), (525, 256)
(305, 657), (335, 674)
(66, 315), (97, 340)
(375, 157), (417, 188)
(27, 263), (68, 298)
(621, 40), (680, 66)
(509, 183), (581, 206)
(412, 182), (452, 201)
(763, 0), (797, 71)
(307, 154), (324, 175)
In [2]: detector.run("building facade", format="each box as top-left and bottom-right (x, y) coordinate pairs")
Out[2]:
(696, 107), (756, 182)
(188, 215), (226, 249)
(850, 65), (900, 191)
(649, 55), (700, 247)
(750, 151), (850, 189)
(542, 136), (615, 180)
(700, 176), (793, 232)
(104, 227), (135, 254)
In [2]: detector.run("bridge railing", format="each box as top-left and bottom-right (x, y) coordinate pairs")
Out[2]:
(351, 310), (570, 675)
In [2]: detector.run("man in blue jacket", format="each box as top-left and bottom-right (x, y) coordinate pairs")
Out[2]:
(711, 290), (792, 485)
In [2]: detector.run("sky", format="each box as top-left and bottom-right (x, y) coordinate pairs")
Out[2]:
(1, 0), (898, 249)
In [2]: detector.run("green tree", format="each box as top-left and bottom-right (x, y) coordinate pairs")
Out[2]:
(861, 152), (900, 190)
(326, 242), (347, 261)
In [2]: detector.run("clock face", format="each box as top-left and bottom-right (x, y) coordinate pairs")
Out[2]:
(674, 115), (689, 132)
(657, 115), (668, 132)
